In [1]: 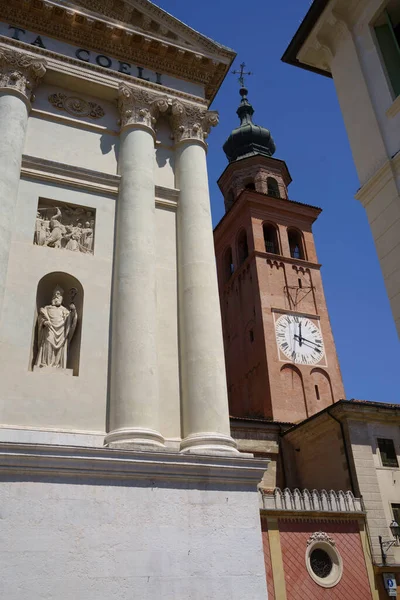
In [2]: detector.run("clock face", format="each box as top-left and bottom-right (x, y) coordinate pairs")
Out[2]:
(275, 314), (325, 365)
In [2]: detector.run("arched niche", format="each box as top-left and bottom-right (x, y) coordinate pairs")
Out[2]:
(237, 229), (249, 266)
(263, 222), (280, 254)
(311, 368), (334, 404)
(30, 272), (84, 376)
(288, 228), (306, 260)
(267, 177), (280, 198)
(280, 364), (307, 420)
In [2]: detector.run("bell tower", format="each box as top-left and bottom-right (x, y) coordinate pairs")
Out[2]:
(214, 83), (344, 423)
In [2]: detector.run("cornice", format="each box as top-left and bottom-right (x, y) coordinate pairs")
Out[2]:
(20, 155), (179, 208)
(0, 0), (235, 102)
(70, 0), (234, 57)
(355, 158), (399, 208)
(260, 510), (365, 519)
(0, 442), (267, 486)
(0, 37), (209, 108)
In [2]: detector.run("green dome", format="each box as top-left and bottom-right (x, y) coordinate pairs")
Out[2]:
(223, 87), (276, 163)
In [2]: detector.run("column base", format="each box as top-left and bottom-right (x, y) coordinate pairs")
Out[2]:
(180, 432), (240, 457)
(104, 427), (165, 452)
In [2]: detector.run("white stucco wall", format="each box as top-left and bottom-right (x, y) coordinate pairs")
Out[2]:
(0, 447), (269, 600)
(0, 176), (180, 439)
(323, 0), (400, 335)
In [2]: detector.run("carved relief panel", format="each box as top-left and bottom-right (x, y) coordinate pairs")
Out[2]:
(34, 198), (96, 255)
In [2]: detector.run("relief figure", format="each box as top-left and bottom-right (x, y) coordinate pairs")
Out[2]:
(35, 286), (78, 370)
(34, 203), (95, 254)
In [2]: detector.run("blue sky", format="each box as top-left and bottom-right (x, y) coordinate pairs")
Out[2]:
(157, 0), (399, 404)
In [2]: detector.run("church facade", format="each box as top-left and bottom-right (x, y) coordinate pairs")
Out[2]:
(0, 2), (271, 598)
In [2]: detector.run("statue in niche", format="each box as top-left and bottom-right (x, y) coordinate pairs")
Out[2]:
(35, 286), (78, 370)
(34, 204), (95, 254)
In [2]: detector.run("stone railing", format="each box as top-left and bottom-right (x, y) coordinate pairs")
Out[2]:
(261, 487), (364, 513)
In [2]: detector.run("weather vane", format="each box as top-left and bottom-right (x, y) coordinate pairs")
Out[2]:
(232, 62), (252, 88)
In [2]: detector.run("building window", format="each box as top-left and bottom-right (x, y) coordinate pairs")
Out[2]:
(267, 177), (280, 198)
(237, 229), (249, 265)
(223, 247), (234, 282)
(245, 181), (255, 191)
(288, 228), (305, 260)
(392, 503), (400, 525)
(305, 532), (343, 588)
(378, 438), (399, 468)
(310, 548), (332, 579)
(374, 0), (400, 98)
(263, 223), (279, 254)
(315, 384), (320, 400)
(249, 329), (254, 343)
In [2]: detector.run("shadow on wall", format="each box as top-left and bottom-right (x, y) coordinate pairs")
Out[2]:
(100, 134), (119, 163)
(30, 272), (84, 376)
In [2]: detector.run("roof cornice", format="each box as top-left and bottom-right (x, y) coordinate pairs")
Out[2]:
(0, 0), (236, 102)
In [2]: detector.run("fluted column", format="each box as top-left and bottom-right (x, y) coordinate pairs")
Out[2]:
(172, 102), (239, 456)
(0, 49), (46, 319)
(106, 85), (169, 450)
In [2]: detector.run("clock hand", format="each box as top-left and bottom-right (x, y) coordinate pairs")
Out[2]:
(298, 322), (302, 347)
(294, 335), (322, 351)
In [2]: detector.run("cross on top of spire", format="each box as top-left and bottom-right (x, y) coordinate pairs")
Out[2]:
(232, 62), (252, 89)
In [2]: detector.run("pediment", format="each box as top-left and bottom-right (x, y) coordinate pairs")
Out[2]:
(68, 0), (234, 58)
(0, 0), (235, 101)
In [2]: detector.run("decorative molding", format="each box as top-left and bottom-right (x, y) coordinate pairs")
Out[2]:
(20, 155), (179, 208)
(118, 83), (169, 131)
(171, 99), (218, 144)
(0, 38), (209, 108)
(117, 82), (218, 144)
(354, 159), (398, 208)
(0, 47), (46, 103)
(0, 442), (268, 486)
(307, 531), (336, 546)
(48, 92), (105, 120)
(21, 155), (120, 196)
(261, 487), (364, 514)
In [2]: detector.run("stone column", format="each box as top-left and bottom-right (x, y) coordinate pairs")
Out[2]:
(172, 101), (238, 456)
(0, 49), (46, 318)
(106, 85), (168, 450)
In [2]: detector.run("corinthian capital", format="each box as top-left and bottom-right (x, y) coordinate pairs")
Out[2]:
(0, 48), (47, 102)
(118, 83), (170, 132)
(171, 101), (219, 144)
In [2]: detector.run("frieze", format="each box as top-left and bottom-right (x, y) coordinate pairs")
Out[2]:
(0, 34), (209, 108)
(48, 93), (105, 120)
(0, 47), (46, 102)
(34, 199), (95, 255)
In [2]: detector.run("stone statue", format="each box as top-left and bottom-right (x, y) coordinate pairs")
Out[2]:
(35, 286), (78, 370)
(45, 207), (66, 249)
(80, 221), (94, 253)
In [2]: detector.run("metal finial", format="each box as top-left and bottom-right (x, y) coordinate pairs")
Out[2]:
(232, 62), (252, 89)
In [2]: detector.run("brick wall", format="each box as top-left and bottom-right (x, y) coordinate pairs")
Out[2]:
(279, 519), (372, 600)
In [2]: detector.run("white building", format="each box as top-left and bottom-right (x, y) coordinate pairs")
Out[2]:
(0, 1), (269, 598)
(283, 0), (400, 336)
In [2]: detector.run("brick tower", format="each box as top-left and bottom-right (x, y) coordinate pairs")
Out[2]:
(214, 84), (344, 423)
